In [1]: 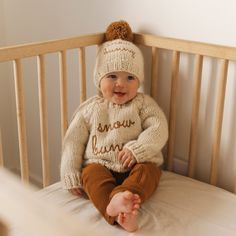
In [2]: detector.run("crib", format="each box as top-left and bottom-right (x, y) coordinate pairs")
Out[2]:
(0, 31), (236, 236)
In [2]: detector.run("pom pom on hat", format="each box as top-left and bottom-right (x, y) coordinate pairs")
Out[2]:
(94, 20), (144, 89)
(105, 20), (133, 42)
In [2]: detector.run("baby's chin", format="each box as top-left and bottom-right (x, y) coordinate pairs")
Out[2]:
(112, 95), (137, 105)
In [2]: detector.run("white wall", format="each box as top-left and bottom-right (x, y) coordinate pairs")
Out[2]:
(3, 0), (236, 45)
(1, 0), (236, 190)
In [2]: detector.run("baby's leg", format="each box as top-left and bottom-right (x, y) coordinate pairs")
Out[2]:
(106, 163), (161, 231)
(81, 164), (117, 224)
(111, 163), (161, 203)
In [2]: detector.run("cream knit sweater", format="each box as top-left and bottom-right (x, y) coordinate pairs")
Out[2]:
(60, 93), (168, 189)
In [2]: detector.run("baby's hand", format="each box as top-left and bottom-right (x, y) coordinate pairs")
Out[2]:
(69, 188), (83, 196)
(118, 148), (137, 169)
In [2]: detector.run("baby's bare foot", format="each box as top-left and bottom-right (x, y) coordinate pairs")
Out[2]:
(106, 191), (140, 217)
(117, 212), (139, 232)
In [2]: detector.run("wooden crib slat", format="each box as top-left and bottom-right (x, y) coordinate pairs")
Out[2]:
(0, 129), (3, 167)
(59, 51), (68, 143)
(188, 55), (203, 177)
(13, 59), (29, 183)
(167, 51), (180, 171)
(210, 59), (229, 185)
(37, 55), (50, 187)
(151, 47), (159, 100)
(79, 47), (86, 103)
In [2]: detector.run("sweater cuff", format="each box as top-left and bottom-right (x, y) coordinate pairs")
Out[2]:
(124, 141), (146, 163)
(62, 173), (82, 189)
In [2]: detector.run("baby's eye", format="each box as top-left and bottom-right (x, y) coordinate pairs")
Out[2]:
(127, 75), (135, 80)
(107, 74), (117, 79)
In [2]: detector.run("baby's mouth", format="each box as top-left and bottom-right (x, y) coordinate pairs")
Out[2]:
(114, 92), (126, 97)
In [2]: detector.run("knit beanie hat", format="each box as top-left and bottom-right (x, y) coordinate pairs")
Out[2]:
(94, 21), (144, 88)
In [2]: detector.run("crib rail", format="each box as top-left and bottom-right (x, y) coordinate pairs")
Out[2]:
(0, 33), (236, 192)
(134, 34), (236, 192)
(0, 33), (104, 62)
(134, 34), (236, 60)
(0, 33), (104, 187)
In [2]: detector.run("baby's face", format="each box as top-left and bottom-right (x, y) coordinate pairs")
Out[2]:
(100, 71), (139, 105)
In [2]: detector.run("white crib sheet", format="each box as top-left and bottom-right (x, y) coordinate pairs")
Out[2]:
(17, 171), (236, 236)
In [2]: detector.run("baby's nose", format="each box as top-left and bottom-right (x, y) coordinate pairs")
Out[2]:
(116, 78), (126, 87)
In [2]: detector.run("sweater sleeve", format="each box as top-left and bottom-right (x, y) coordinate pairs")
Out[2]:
(124, 95), (168, 165)
(60, 110), (89, 189)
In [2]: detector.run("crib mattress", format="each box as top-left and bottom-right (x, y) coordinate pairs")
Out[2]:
(12, 171), (236, 236)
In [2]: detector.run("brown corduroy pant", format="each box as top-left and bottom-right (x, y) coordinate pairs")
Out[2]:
(81, 163), (161, 225)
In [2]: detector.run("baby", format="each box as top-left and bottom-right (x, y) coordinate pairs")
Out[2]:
(60, 20), (168, 232)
